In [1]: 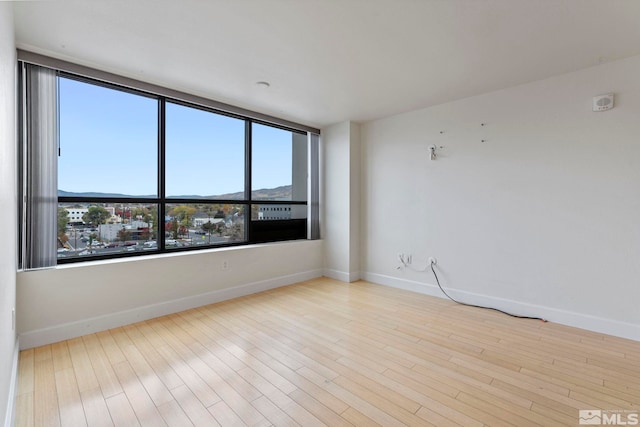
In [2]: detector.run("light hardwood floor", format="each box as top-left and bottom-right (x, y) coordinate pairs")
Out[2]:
(14, 278), (640, 426)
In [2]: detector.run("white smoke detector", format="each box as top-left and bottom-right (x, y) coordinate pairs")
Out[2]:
(593, 94), (614, 112)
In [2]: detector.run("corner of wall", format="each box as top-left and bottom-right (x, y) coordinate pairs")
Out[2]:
(3, 339), (18, 427)
(0, 3), (17, 426)
(321, 121), (362, 282)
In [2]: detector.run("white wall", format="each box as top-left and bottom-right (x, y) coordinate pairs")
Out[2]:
(349, 123), (361, 277)
(18, 240), (323, 348)
(361, 55), (640, 340)
(0, 4), (17, 425)
(322, 121), (360, 282)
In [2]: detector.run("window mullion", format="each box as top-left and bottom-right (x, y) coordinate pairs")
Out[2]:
(158, 97), (166, 251)
(245, 120), (252, 243)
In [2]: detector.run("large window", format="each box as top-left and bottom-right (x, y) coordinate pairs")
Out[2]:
(165, 102), (245, 199)
(20, 61), (318, 266)
(58, 77), (158, 197)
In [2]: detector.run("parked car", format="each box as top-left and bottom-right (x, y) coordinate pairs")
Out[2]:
(143, 241), (157, 250)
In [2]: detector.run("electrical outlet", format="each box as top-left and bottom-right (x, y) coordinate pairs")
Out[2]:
(429, 257), (437, 266)
(222, 260), (230, 270)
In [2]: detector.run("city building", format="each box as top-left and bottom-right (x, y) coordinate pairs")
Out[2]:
(257, 205), (291, 220)
(64, 207), (88, 224)
(192, 216), (225, 228)
(98, 220), (151, 242)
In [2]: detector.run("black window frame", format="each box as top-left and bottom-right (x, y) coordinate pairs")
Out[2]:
(54, 71), (310, 265)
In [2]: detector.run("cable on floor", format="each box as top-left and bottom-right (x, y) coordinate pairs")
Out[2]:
(429, 260), (547, 322)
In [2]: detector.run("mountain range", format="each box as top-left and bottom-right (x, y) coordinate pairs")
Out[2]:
(58, 185), (293, 200)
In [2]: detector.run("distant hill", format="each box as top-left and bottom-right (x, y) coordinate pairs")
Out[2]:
(216, 185), (293, 200)
(57, 190), (150, 198)
(58, 185), (293, 200)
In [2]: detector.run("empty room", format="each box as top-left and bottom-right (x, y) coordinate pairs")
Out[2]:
(1, 1), (640, 426)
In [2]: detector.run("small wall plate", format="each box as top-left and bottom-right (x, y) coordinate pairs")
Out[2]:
(593, 94), (614, 112)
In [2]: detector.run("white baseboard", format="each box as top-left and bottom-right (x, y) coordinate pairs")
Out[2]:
(4, 338), (19, 427)
(323, 268), (360, 283)
(19, 269), (323, 349)
(362, 271), (640, 342)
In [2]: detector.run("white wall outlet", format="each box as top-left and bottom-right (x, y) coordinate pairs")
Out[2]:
(222, 260), (230, 270)
(429, 257), (437, 266)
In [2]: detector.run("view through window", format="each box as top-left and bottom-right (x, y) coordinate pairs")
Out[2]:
(55, 74), (311, 262)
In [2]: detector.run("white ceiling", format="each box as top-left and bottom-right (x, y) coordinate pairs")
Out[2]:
(12, 0), (640, 129)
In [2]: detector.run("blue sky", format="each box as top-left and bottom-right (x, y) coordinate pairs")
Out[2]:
(58, 77), (295, 197)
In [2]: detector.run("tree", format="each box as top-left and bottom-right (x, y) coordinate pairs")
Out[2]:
(88, 233), (98, 247)
(140, 229), (151, 241)
(131, 206), (145, 221)
(201, 221), (216, 235)
(167, 220), (179, 239)
(117, 228), (131, 242)
(82, 206), (110, 227)
(142, 207), (156, 237)
(170, 205), (197, 225)
(228, 222), (244, 240)
(169, 205), (196, 239)
(57, 208), (69, 240)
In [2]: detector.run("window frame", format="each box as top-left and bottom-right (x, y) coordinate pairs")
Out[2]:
(20, 55), (318, 266)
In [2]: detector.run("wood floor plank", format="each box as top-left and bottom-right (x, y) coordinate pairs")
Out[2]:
(81, 334), (123, 399)
(15, 278), (640, 427)
(247, 350), (350, 415)
(80, 387), (114, 427)
(34, 345), (52, 363)
(54, 368), (87, 427)
(67, 338), (100, 393)
(330, 375), (428, 426)
(164, 316), (262, 401)
(153, 343), (220, 409)
(297, 367), (407, 427)
(111, 361), (167, 426)
(124, 324), (184, 391)
(104, 393), (139, 427)
(15, 392), (34, 427)
(207, 401), (249, 427)
(299, 348), (425, 413)
(490, 378), (584, 417)
(95, 331), (126, 367)
(18, 349), (35, 396)
(50, 342), (73, 373)
(34, 358), (61, 427)
(156, 399), (195, 427)
(149, 321), (271, 427)
(251, 395), (298, 426)
(169, 384), (220, 427)
(415, 405), (460, 427)
(287, 388), (352, 427)
(339, 407), (381, 427)
(112, 329), (173, 407)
